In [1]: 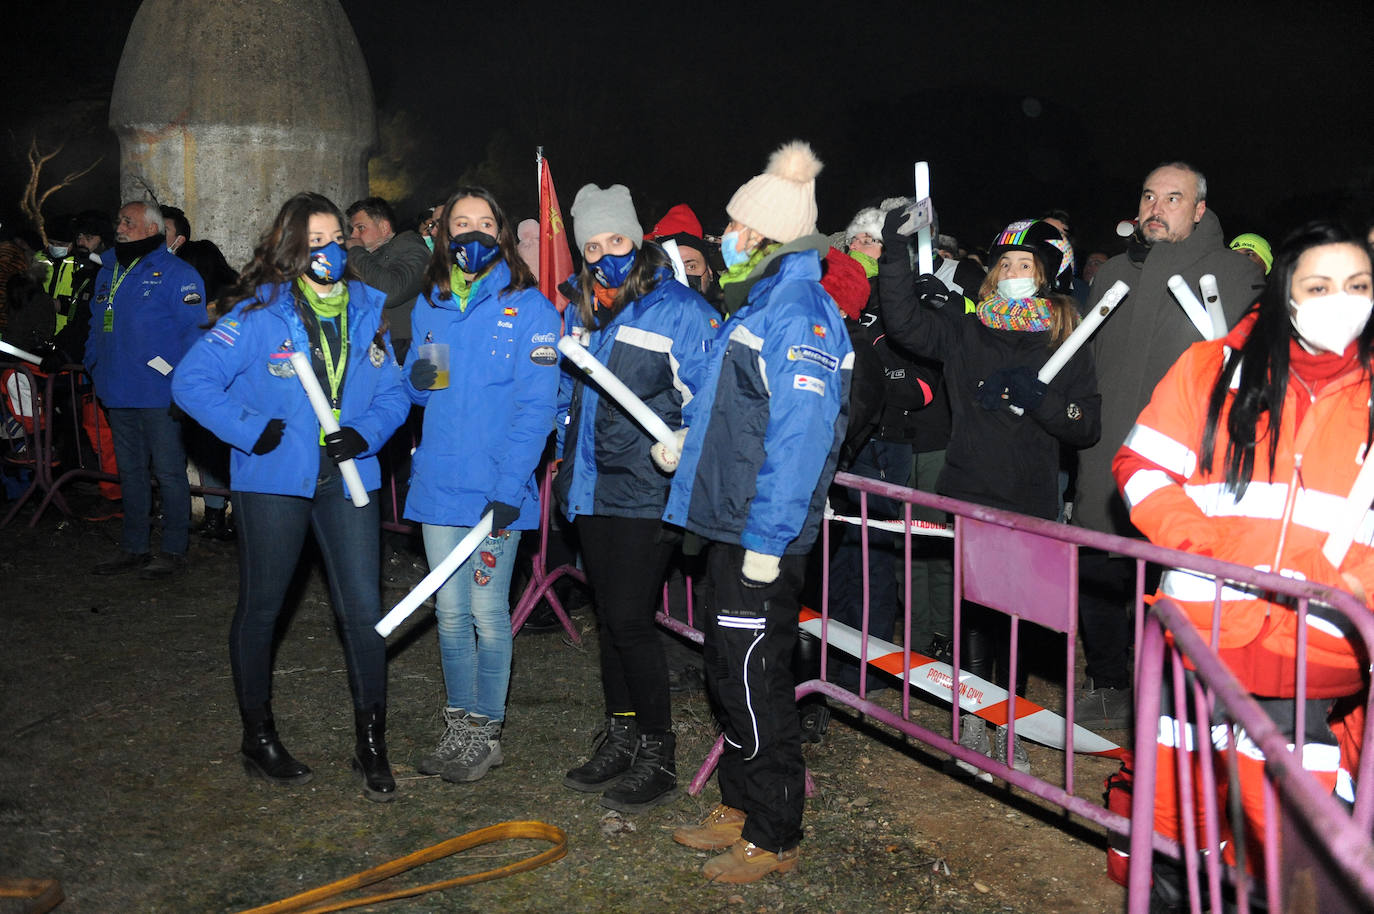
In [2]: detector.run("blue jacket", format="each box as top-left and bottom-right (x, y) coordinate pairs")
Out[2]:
(554, 268), (720, 521)
(86, 246), (207, 407)
(171, 280), (408, 498)
(663, 241), (853, 555)
(403, 260), (560, 529)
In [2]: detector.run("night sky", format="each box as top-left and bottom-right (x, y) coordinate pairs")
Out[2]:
(6, 0), (1374, 259)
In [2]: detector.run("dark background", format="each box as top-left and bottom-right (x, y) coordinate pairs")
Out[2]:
(5, 0), (1373, 260)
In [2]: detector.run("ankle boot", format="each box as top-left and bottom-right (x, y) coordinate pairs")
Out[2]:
(240, 706), (313, 785)
(600, 730), (677, 813)
(563, 714), (637, 792)
(352, 706), (396, 802)
(198, 506), (228, 539)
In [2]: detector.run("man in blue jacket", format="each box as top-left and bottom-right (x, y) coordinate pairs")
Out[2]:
(86, 200), (207, 577)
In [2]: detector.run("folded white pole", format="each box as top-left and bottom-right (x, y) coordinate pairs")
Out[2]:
(1199, 273), (1227, 340)
(556, 336), (677, 448)
(376, 512), (494, 637)
(287, 351), (369, 508)
(0, 339), (42, 365)
(1167, 275), (1215, 340)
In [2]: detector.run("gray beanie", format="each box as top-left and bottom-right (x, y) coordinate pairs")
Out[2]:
(570, 183), (643, 252)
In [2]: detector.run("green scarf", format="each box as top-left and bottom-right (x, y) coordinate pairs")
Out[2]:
(848, 249), (879, 279)
(295, 276), (349, 317)
(448, 266), (485, 312)
(717, 242), (782, 291)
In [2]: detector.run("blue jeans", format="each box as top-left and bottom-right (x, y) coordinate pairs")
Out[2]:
(107, 406), (190, 555)
(422, 523), (522, 720)
(231, 472), (386, 713)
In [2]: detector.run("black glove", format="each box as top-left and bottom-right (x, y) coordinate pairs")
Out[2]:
(409, 358), (438, 390)
(39, 349), (67, 374)
(912, 273), (952, 310)
(880, 207), (913, 260)
(977, 366), (1048, 413)
(252, 418), (285, 455)
(324, 426), (367, 463)
(482, 500), (520, 531)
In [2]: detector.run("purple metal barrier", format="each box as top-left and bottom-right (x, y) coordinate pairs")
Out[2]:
(1, 364), (50, 527)
(508, 460), (584, 643)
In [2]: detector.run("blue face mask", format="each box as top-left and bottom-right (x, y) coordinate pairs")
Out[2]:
(590, 249), (636, 288)
(307, 241), (348, 283)
(721, 231), (752, 269)
(450, 231), (502, 273)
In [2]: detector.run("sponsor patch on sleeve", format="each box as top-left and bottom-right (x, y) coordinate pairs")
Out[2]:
(793, 374), (826, 396)
(529, 345), (558, 366)
(209, 318), (240, 347)
(183, 292), (203, 305)
(786, 344), (838, 372)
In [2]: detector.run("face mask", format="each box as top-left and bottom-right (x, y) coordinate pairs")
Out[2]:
(590, 250), (636, 288)
(423, 235), (434, 252)
(307, 241), (348, 284)
(450, 231), (501, 273)
(721, 231), (752, 269)
(1290, 293), (1373, 354)
(997, 277), (1039, 300)
(48, 244), (69, 259)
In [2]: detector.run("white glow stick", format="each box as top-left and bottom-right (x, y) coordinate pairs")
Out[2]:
(0, 339), (42, 365)
(376, 512), (494, 637)
(1199, 273), (1226, 339)
(660, 239), (689, 288)
(1323, 457), (1374, 567)
(287, 351), (369, 508)
(1037, 280), (1130, 383)
(1167, 274), (1213, 340)
(914, 162), (933, 276)
(556, 336), (677, 448)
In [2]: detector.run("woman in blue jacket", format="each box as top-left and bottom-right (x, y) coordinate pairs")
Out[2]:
(404, 187), (560, 785)
(172, 192), (409, 802)
(555, 183), (718, 812)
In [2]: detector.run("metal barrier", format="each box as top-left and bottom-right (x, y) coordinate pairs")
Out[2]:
(670, 469), (1374, 913)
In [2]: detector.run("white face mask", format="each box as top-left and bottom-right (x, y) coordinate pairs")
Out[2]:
(997, 277), (1038, 300)
(48, 244), (69, 259)
(1290, 293), (1373, 354)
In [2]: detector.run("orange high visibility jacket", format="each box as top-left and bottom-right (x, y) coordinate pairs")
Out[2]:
(1114, 325), (1374, 697)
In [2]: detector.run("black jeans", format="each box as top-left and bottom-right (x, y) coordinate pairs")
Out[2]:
(230, 470), (386, 714)
(703, 541), (807, 854)
(577, 514), (678, 733)
(1077, 550), (1138, 689)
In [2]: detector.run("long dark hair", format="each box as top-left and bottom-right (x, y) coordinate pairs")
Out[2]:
(573, 241), (673, 330)
(223, 192), (352, 313)
(423, 186), (536, 301)
(1200, 219), (1374, 494)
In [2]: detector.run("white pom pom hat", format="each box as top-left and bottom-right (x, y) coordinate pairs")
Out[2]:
(726, 140), (823, 244)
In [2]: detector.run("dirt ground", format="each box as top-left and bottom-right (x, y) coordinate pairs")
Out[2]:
(0, 489), (1128, 913)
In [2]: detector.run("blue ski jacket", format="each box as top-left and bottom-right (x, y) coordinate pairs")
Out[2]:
(554, 267), (720, 521)
(403, 259), (560, 529)
(663, 241), (853, 556)
(171, 280), (408, 498)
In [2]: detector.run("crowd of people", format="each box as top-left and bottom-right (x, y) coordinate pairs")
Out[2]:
(3, 146), (1373, 898)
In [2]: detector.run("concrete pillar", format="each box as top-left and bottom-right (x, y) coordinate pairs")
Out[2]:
(109, 0), (375, 268)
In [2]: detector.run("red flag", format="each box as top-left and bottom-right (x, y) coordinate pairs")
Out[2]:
(538, 155), (574, 313)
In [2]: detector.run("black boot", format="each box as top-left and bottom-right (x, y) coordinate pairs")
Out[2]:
(198, 506), (228, 539)
(352, 706), (396, 802)
(599, 731), (677, 813)
(563, 714), (637, 792)
(240, 706), (313, 785)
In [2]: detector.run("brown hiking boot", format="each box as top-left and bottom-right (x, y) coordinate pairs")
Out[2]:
(702, 839), (799, 883)
(672, 803), (746, 850)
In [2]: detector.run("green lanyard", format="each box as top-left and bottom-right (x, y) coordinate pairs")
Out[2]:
(102, 256), (143, 331)
(315, 310), (348, 444)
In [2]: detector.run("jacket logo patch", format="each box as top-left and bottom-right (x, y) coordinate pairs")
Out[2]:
(793, 374), (826, 396)
(530, 345), (558, 366)
(786, 345), (838, 372)
(1066, 402), (1082, 420)
(368, 342), (386, 367)
(531, 331), (557, 344)
(811, 324), (826, 338)
(502, 307), (518, 316)
(183, 292), (203, 305)
(709, 318), (720, 328)
(267, 353), (297, 378)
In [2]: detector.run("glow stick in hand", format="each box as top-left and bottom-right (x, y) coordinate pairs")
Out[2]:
(914, 162), (933, 276)
(1167, 275), (1214, 340)
(0, 339), (42, 365)
(556, 336), (677, 448)
(1006, 280), (1130, 416)
(1323, 457), (1374, 568)
(1199, 274), (1227, 340)
(287, 350), (369, 508)
(376, 512), (494, 637)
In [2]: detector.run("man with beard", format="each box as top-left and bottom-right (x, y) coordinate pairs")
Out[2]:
(1072, 162), (1265, 729)
(344, 197), (430, 363)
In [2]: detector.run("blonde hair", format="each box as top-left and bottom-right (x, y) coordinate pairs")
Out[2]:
(977, 252), (1081, 347)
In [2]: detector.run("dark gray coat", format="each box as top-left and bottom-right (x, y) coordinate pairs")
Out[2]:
(347, 229), (431, 347)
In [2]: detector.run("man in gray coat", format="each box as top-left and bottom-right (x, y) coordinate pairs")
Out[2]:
(345, 197), (431, 363)
(1073, 162), (1266, 728)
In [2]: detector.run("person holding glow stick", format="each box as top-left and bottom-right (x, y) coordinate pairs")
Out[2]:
(172, 192), (408, 801)
(553, 183), (718, 812)
(878, 215), (1101, 775)
(403, 187), (559, 785)
(1113, 221), (1374, 907)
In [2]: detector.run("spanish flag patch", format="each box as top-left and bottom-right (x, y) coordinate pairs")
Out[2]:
(503, 307), (518, 316)
(812, 324), (826, 338)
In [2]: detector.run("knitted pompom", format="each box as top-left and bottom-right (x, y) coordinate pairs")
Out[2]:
(765, 140), (823, 184)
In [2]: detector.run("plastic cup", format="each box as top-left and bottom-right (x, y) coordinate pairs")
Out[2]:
(417, 342), (450, 390)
